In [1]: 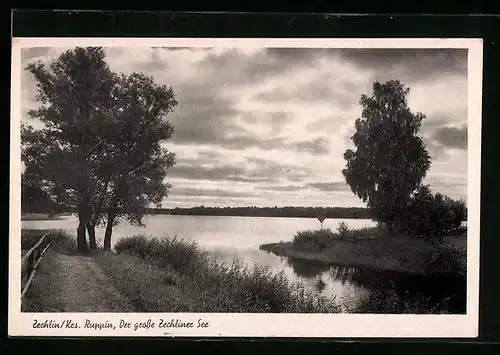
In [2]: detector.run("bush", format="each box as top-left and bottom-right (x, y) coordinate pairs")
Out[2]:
(337, 222), (349, 238)
(49, 230), (77, 254)
(196, 260), (339, 313)
(424, 244), (466, 276)
(396, 185), (467, 239)
(292, 229), (337, 252)
(114, 234), (208, 276)
(21, 229), (76, 254)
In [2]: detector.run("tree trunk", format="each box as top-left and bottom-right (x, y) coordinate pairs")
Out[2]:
(77, 213), (88, 253)
(103, 212), (115, 251)
(86, 222), (97, 250)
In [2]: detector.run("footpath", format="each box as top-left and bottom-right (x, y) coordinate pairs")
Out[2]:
(23, 250), (134, 312)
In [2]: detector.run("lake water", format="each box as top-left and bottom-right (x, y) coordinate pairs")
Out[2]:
(22, 214), (465, 313)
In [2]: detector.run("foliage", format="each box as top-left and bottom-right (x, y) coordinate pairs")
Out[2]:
(112, 235), (339, 313)
(342, 80), (431, 230)
(292, 229), (337, 252)
(22, 47), (116, 211)
(337, 222), (349, 238)
(21, 47), (178, 251)
(21, 175), (60, 214)
(114, 235), (207, 275)
(21, 229), (77, 254)
(397, 185), (467, 238)
(423, 244), (466, 277)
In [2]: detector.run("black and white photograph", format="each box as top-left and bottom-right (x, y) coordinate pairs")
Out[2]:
(9, 38), (482, 337)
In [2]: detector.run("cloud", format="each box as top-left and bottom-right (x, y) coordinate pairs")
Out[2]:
(169, 94), (240, 145)
(308, 182), (350, 192)
(252, 77), (355, 110)
(336, 48), (468, 84)
(152, 47), (212, 52)
(169, 164), (268, 183)
(169, 187), (255, 198)
(433, 125), (468, 150)
(256, 184), (305, 192)
(19, 45), (469, 207)
(293, 137), (331, 155)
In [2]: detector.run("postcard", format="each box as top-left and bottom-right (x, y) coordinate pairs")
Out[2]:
(9, 37), (482, 337)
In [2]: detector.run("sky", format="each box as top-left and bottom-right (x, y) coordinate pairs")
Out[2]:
(20, 46), (468, 208)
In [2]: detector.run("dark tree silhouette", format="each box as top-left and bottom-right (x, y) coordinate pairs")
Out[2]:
(97, 72), (177, 250)
(342, 80), (431, 232)
(21, 47), (178, 251)
(22, 47), (117, 251)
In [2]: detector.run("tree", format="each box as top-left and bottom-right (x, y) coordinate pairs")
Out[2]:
(399, 185), (467, 239)
(21, 47), (178, 252)
(22, 47), (117, 252)
(342, 80), (431, 232)
(21, 173), (57, 214)
(97, 72), (177, 250)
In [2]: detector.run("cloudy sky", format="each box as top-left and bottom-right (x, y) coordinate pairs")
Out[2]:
(20, 46), (468, 208)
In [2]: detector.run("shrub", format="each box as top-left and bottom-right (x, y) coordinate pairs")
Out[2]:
(337, 222), (349, 239)
(196, 260), (338, 313)
(49, 230), (77, 254)
(424, 244), (466, 277)
(292, 229), (337, 252)
(396, 185), (467, 239)
(21, 229), (76, 254)
(114, 234), (208, 276)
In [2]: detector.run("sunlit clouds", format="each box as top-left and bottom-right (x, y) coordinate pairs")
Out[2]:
(20, 47), (468, 208)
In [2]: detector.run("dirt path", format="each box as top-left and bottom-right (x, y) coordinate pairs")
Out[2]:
(36, 252), (135, 312)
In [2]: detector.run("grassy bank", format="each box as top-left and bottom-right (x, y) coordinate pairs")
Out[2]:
(22, 229), (77, 253)
(21, 213), (65, 221)
(260, 227), (466, 276)
(21, 229), (340, 313)
(102, 235), (340, 313)
(21, 230), (77, 312)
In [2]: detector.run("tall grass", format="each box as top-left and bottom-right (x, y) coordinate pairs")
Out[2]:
(22, 229), (76, 254)
(114, 234), (208, 275)
(292, 225), (386, 252)
(113, 235), (340, 313)
(293, 229), (338, 252)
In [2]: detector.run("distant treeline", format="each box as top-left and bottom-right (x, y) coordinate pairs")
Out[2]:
(147, 206), (374, 219)
(36, 205), (374, 219)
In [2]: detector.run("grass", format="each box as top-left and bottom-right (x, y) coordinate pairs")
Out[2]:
(110, 234), (340, 313)
(21, 230), (339, 313)
(22, 229), (77, 255)
(21, 230), (78, 312)
(21, 249), (66, 312)
(21, 213), (64, 221)
(261, 225), (466, 276)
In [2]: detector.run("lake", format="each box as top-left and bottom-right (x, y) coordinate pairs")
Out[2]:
(22, 214), (465, 313)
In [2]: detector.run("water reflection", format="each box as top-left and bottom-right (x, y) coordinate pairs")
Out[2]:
(284, 256), (466, 314)
(284, 257), (330, 279)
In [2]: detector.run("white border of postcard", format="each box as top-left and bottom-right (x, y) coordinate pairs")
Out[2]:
(9, 37), (482, 338)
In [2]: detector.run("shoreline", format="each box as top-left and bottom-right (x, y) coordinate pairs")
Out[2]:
(21, 213), (65, 221)
(259, 236), (466, 276)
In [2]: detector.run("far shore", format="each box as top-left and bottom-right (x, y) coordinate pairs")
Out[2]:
(259, 234), (466, 276)
(21, 213), (65, 221)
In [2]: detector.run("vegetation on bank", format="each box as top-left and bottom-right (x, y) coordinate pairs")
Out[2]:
(22, 229), (77, 254)
(21, 213), (64, 221)
(22, 249), (67, 312)
(260, 223), (466, 276)
(22, 230), (340, 313)
(108, 235), (340, 313)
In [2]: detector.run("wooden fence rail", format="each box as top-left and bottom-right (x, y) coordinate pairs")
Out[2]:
(21, 233), (51, 299)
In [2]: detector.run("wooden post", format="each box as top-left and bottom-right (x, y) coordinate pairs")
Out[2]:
(21, 233), (51, 299)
